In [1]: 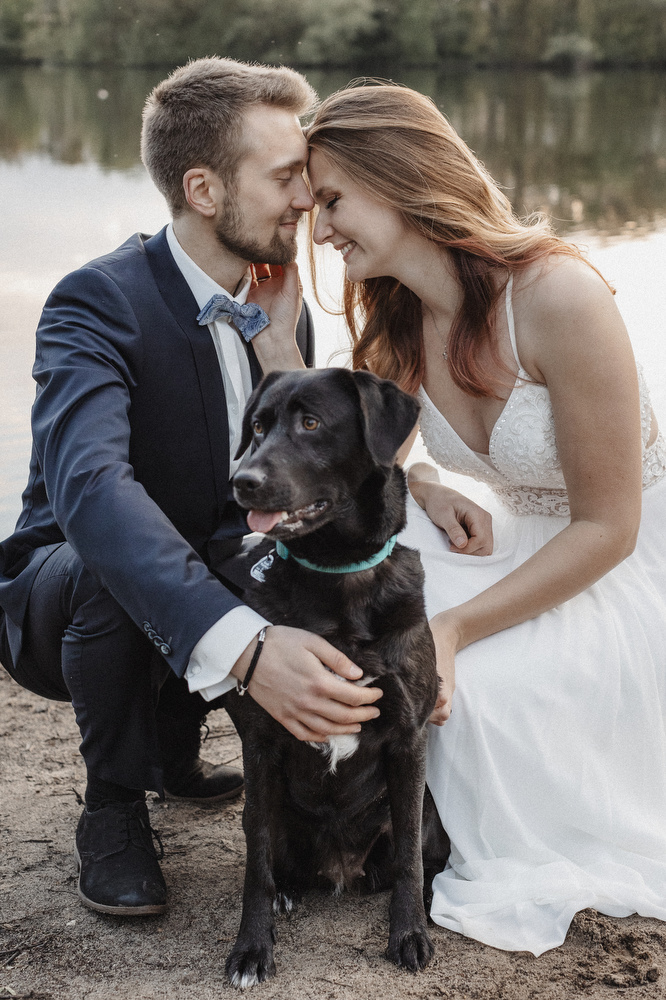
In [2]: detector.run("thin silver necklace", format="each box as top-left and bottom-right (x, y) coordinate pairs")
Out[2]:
(426, 306), (449, 361)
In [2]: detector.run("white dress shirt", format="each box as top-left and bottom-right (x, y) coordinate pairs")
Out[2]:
(165, 224), (270, 701)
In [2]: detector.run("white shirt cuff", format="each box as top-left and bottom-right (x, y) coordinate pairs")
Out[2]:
(185, 605), (271, 702)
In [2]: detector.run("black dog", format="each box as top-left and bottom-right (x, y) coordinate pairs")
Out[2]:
(225, 367), (449, 987)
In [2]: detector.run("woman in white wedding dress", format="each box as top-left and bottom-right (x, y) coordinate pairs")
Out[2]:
(305, 83), (666, 956)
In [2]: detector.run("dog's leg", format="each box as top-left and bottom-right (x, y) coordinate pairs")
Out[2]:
(421, 784), (450, 913)
(362, 831), (395, 893)
(225, 742), (280, 988)
(272, 810), (311, 913)
(384, 729), (435, 971)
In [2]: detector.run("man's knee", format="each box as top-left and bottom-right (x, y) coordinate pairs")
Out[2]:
(10, 542), (152, 702)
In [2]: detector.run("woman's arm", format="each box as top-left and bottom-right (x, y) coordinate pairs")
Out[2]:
(398, 426), (495, 555)
(408, 463), (494, 555)
(246, 262), (307, 372)
(429, 258), (643, 724)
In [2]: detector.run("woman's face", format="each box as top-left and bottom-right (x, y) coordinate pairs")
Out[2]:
(308, 148), (410, 282)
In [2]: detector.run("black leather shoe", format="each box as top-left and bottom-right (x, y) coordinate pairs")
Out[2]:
(157, 710), (244, 803)
(75, 800), (167, 915)
(163, 758), (244, 803)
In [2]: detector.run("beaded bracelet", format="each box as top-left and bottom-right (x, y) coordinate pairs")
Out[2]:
(236, 626), (267, 696)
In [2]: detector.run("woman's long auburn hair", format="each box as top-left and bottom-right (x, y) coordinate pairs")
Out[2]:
(305, 83), (603, 398)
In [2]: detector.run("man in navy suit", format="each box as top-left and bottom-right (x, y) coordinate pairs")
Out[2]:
(0, 57), (382, 916)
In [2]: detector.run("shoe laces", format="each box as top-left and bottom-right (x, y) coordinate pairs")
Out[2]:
(124, 804), (165, 861)
(149, 823), (165, 861)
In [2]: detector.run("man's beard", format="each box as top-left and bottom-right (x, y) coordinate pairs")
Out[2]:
(215, 195), (298, 266)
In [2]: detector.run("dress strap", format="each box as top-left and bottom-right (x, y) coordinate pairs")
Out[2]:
(504, 274), (522, 370)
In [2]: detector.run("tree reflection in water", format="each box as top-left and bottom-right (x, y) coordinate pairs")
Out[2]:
(2, 64), (666, 536)
(2, 65), (666, 236)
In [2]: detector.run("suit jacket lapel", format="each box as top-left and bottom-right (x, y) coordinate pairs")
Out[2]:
(142, 227), (231, 512)
(245, 339), (263, 387)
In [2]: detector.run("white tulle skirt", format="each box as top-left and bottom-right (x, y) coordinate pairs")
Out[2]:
(399, 478), (666, 955)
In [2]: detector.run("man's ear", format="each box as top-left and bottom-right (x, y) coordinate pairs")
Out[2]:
(182, 167), (222, 218)
(351, 370), (421, 467)
(234, 371), (284, 460)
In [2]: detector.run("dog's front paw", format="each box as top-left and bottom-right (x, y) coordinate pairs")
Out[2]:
(386, 926), (435, 972)
(226, 941), (276, 988)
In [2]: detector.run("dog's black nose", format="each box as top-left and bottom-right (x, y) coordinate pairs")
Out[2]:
(233, 468), (267, 491)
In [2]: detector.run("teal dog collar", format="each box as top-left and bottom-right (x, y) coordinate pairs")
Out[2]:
(275, 535), (398, 574)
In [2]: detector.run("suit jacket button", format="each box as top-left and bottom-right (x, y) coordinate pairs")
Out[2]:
(143, 621), (151, 632)
(160, 643), (171, 656)
(147, 630), (157, 641)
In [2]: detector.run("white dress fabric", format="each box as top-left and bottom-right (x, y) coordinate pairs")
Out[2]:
(400, 276), (666, 955)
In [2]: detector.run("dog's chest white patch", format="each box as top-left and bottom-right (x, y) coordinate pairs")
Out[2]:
(308, 733), (359, 774)
(308, 674), (377, 774)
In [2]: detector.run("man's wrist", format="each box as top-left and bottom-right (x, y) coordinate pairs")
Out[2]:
(235, 626), (268, 695)
(230, 642), (251, 681)
(187, 606), (271, 698)
(230, 624), (272, 680)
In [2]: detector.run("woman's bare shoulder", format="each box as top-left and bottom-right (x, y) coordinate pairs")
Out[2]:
(514, 253), (612, 316)
(510, 254), (628, 378)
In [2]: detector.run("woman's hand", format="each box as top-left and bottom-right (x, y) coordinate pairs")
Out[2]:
(247, 262), (306, 372)
(408, 464), (494, 555)
(428, 611), (461, 725)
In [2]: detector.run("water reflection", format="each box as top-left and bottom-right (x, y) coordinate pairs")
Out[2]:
(3, 65), (666, 234)
(2, 65), (666, 535)
(0, 66), (164, 167)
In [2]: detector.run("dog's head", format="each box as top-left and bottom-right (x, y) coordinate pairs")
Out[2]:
(232, 368), (420, 539)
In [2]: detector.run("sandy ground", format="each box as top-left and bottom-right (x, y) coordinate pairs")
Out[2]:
(1, 666), (665, 1000)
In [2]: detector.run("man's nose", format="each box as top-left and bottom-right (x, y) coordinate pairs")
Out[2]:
(292, 177), (315, 212)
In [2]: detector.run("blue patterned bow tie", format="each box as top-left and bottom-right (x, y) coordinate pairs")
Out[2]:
(197, 294), (270, 342)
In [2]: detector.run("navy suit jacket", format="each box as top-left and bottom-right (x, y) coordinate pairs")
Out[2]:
(0, 227), (314, 677)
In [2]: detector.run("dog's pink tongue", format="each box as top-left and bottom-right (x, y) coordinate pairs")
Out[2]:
(247, 509), (285, 533)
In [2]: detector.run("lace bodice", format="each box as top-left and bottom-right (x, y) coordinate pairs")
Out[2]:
(419, 276), (666, 516)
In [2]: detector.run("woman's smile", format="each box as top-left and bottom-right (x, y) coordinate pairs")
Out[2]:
(308, 148), (409, 281)
(336, 240), (356, 260)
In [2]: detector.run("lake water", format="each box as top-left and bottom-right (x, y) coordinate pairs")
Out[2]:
(2, 66), (666, 535)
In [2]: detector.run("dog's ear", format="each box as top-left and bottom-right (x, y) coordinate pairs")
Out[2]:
(351, 370), (421, 467)
(234, 371), (284, 460)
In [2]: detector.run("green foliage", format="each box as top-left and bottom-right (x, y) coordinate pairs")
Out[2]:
(362, 0), (440, 65)
(542, 33), (599, 69)
(588, 0), (666, 64)
(6, 0), (666, 67)
(298, 0), (376, 66)
(4, 63), (666, 238)
(0, 0), (32, 61)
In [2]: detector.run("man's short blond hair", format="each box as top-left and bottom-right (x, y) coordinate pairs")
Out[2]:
(141, 57), (316, 215)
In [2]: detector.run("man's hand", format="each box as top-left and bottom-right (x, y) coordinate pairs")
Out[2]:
(247, 262), (306, 372)
(408, 463), (493, 555)
(230, 625), (383, 742)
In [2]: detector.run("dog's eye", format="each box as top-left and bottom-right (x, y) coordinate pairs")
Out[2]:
(252, 420), (264, 435)
(302, 417), (320, 431)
